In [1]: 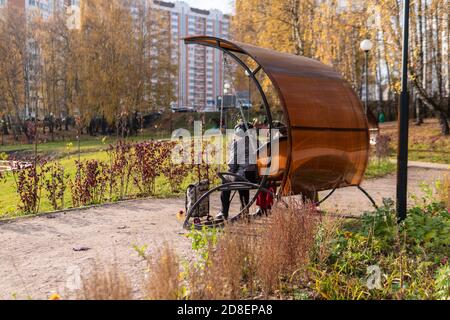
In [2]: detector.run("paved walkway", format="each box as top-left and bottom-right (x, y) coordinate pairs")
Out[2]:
(404, 160), (449, 170)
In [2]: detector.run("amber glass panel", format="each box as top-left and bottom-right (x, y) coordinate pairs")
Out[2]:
(287, 129), (368, 194)
(257, 138), (288, 181)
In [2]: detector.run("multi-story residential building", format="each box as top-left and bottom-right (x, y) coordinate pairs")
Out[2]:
(0, 0), (67, 118)
(150, 0), (230, 111)
(0, 0), (65, 19)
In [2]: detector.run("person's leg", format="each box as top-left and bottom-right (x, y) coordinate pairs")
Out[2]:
(302, 190), (318, 204)
(238, 190), (250, 212)
(220, 189), (231, 219)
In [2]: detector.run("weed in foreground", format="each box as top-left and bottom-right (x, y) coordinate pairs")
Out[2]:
(257, 198), (320, 296)
(78, 262), (133, 300)
(144, 244), (183, 300)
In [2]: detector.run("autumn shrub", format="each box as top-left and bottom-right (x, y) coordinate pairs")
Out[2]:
(133, 141), (171, 196)
(191, 139), (223, 186)
(162, 141), (191, 193)
(69, 159), (109, 207)
(42, 162), (67, 210)
(107, 140), (133, 199)
(374, 134), (392, 160)
(79, 261), (133, 300)
(10, 159), (45, 214)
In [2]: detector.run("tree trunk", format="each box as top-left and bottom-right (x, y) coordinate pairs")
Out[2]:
(415, 97), (424, 125)
(439, 112), (449, 135)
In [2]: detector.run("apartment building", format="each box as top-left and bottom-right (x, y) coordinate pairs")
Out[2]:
(150, 0), (230, 111)
(0, 0), (67, 118)
(65, 0), (230, 111)
(0, 0), (66, 19)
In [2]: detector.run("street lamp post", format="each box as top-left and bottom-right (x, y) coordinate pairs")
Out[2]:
(245, 70), (251, 122)
(360, 39), (373, 115)
(218, 96), (223, 132)
(223, 82), (230, 132)
(396, 0), (411, 222)
(219, 83), (230, 133)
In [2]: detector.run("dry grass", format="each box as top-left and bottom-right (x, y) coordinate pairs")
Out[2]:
(144, 243), (182, 300)
(78, 261), (133, 300)
(437, 173), (450, 209)
(188, 197), (320, 299)
(311, 216), (344, 266)
(256, 198), (320, 295)
(188, 227), (258, 299)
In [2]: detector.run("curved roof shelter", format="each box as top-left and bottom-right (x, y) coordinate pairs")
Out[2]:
(184, 36), (375, 196)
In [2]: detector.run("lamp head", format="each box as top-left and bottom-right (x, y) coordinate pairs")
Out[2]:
(360, 39), (373, 52)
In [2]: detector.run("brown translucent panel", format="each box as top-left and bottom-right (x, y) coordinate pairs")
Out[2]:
(184, 36), (372, 195)
(275, 76), (367, 129)
(257, 137), (288, 181)
(287, 129), (368, 194)
(185, 37), (244, 53)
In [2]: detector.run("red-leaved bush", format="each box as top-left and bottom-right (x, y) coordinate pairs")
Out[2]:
(42, 162), (67, 210)
(69, 159), (109, 207)
(10, 159), (45, 214)
(107, 140), (133, 200)
(132, 141), (171, 196)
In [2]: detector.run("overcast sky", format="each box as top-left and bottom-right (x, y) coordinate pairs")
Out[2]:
(184, 0), (234, 14)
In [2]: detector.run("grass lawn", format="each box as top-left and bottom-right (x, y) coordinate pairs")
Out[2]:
(365, 159), (396, 179)
(0, 133), (169, 160)
(380, 118), (450, 164)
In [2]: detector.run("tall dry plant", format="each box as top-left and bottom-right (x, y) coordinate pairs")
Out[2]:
(437, 173), (449, 209)
(144, 244), (182, 300)
(256, 198), (320, 295)
(311, 216), (343, 266)
(188, 227), (258, 300)
(78, 262), (133, 300)
(374, 134), (392, 161)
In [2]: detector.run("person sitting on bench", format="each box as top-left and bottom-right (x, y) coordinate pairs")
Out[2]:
(216, 122), (257, 220)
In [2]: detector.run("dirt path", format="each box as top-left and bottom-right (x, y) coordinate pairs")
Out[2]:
(0, 167), (446, 300)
